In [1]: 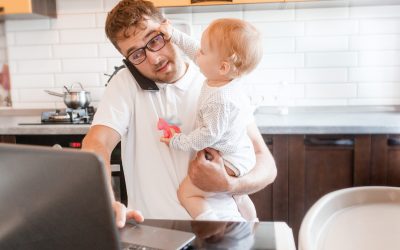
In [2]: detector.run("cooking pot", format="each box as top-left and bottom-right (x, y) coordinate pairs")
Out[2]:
(45, 82), (91, 109)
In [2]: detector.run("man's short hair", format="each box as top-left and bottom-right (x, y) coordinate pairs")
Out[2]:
(205, 18), (263, 77)
(105, 0), (165, 51)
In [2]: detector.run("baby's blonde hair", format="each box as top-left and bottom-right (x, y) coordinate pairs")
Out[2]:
(204, 18), (263, 77)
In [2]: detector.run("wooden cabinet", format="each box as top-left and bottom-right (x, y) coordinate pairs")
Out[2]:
(249, 135), (289, 222)
(253, 134), (379, 243)
(0, 0), (56, 19)
(0, 135), (16, 143)
(288, 134), (370, 242)
(371, 135), (400, 186)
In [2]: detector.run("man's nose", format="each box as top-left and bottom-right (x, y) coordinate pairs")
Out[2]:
(146, 50), (161, 65)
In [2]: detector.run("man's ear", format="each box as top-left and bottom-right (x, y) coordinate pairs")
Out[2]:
(219, 61), (231, 76)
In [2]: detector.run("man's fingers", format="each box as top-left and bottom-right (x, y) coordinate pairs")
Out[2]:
(113, 202), (127, 228)
(127, 209), (144, 223)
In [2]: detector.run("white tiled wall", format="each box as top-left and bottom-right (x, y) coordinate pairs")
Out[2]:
(5, 0), (400, 108)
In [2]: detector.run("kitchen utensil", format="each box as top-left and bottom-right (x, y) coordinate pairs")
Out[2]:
(45, 82), (91, 109)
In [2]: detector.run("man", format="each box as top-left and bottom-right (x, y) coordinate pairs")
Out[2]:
(82, 0), (277, 227)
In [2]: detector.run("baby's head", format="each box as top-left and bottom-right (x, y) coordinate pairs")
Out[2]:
(198, 18), (263, 81)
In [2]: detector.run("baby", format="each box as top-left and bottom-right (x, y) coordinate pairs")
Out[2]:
(160, 18), (263, 221)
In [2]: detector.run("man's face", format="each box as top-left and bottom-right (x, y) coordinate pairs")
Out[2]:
(117, 18), (186, 83)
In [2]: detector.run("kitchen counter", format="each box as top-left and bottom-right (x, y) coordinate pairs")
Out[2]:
(255, 106), (400, 134)
(0, 109), (89, 135)
(1, 106), (400, 135)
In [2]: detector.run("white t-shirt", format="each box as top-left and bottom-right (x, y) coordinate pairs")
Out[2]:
(92, 62), (243, 220)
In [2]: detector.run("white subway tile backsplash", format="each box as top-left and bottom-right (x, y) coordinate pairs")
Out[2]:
(11, 74), (54, 88)
(262, 38), (295, 53)
(6, 19), (50, 32)
(8, 46), (52, 60)
(248, 69), (295, 84)
(359, 51), (400, 66)
(55, 73), (100, 87)
(350, 5), (400, 18)
(51, 14), (97, 29)
(255, 22), (304, 37)
(59, 29), (105, 44)
(259, 53), (304, 68)
(15, 31), (59, 45)
(19, 88), (60, 102)
(17, 60), (61, 73)
(295, 98), (348, 106)
(96, 13), (108, 27)
(349, 98), (400, 106)
(306, 83), (357, 98)
(296, 36), (348, 52)
(359, 19), (400, 34)
(0, 37), (7, 49)
(165, 13), (193, 23)
(351, 35), (400, 50)
(103, 0), (120, 11)
(296, 7), (348, 20)
(57, 0), (104, 14)
(5, 3), (400, 108)
(107, 58), (124, 73)
(193, 11), (243, 24)
(244, 9), (295, 22)
(62, 58), (107, 73)
(53, 44), (98, 58)
(306, 52), (358, 67)
(350, 67), (400, 82)
(305, 20), (358, 36)
(6, 32), (15, 46)
(296, 68), (347, 83)
(98, 43), (121, 57)
(358, 83), (400, 98)
(12, 102), (56, 109)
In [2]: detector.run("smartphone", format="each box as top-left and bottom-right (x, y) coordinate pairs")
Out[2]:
(123, 59), (159, 91)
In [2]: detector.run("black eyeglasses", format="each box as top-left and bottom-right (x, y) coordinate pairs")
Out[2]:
(126, 33), (167, 65)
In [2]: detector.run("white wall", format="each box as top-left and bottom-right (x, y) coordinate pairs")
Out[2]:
(5, 0), (400, 108)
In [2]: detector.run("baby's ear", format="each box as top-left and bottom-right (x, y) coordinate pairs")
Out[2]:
(219, 61), (231, 76)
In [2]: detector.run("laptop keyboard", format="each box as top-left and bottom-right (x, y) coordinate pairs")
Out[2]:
(121, 242), (161, 250)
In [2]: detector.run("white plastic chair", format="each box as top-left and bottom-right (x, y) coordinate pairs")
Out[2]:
(298, 186), (400, 250)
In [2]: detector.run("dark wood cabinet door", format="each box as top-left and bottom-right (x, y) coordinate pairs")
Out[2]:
(250, 135), (289, 223)
(371, 135), (400, 186)
(288, 135), (370, 242)
(0, 135), (16, 143)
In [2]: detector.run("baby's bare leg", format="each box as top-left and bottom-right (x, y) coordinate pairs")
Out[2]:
(178, 176), (217, 220)
(233, 195), (258, 221)
(224, 166), (258, 221)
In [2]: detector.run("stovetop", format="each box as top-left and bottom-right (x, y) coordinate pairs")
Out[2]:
(19, 107), (95, 125)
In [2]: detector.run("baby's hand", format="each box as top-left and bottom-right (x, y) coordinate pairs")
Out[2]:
(160, 128), (178, 146)
(160, 136), (171, 145)
(160, 19), (173, 41)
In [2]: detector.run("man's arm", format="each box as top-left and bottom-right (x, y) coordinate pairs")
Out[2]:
(82, 125), (144, 227)
(188, 122), (277, 195)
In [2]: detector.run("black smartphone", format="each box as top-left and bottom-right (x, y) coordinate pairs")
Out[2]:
(123, 59), (159, 91)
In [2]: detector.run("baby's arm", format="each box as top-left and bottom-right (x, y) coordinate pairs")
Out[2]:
(170, 103), (229, 151)
(160, 21), (199, 62)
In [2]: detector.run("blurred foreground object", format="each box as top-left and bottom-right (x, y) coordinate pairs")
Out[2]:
(0, 64), (11, 107)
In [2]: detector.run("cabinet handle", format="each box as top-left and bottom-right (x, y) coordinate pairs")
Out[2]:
(304, 137), (354, 146)
(387, 137), (400, 146)
(264, 137), (273, 146)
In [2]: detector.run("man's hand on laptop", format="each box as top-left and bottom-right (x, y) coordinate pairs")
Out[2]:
(188, 148), (233, 193)
(113, 201), (144, 228)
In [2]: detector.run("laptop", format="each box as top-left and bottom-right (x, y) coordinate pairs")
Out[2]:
(0, 143), (195, 250)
